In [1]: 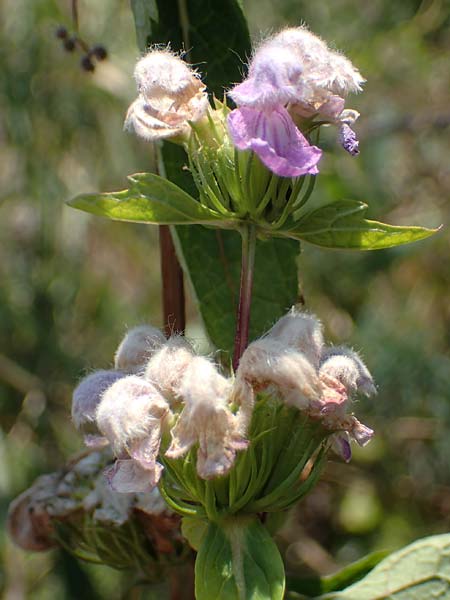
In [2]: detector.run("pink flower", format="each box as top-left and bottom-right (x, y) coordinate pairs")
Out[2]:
(227, 106), (322, 177)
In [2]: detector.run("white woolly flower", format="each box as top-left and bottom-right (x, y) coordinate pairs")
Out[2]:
(166, 356), (247, 479)
(96, 375), (170, 492)
(265, 308), (324, 367)
(125, 49), (209, 142)
(235, 337), (322, 410)
(145, 335), (196, 404)
(114, 324), (166, 373)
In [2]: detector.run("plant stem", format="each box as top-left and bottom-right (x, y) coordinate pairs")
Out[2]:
(232, 225), (257, 371)
(159, 225), (186, 337)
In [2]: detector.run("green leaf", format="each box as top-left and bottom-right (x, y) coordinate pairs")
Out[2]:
(315, 534), (450, 599)
(173, 226), (299, 355)
(68, 172), (230, 225)
(195, 517), (285, 600)
(181, 516), (208, 551)
(281, 200), (439, 250)
(286, 550), (389, 597)
(131, 0), (251, 97)
(130, 0), (158, 51)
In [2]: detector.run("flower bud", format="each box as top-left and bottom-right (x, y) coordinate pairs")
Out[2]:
(114, 324), (166, 373)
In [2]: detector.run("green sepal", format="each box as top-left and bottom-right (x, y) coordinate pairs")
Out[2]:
(67, 172), (236, 226)
(311, 534), (450, 599)
(277, 199), (439, 250)
(195, 516), (285, 600)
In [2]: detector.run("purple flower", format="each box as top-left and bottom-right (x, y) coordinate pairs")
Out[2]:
(227, 106), (322, 178)
(229, 47), (304, 109)
(338, 123), (360, 156)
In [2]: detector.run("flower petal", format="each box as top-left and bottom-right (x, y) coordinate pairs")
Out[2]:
(228, 106), (322, 177)
(105, 459), (162, 494)
(331, 433), (352, 462)
(338, 123), (360, 156)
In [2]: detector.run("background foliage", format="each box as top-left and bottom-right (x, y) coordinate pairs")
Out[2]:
(0, 0), (448, 597)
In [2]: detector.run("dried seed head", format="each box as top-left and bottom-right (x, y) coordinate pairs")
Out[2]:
(114, 325), (166, 373)
(7, 474), (59, 551)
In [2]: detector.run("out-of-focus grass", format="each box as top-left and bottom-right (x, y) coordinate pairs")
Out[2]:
(0, 0), (449, 597)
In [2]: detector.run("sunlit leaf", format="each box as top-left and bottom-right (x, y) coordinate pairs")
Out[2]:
(195, 518), (285, 600)
(68, 173), (231, 225)
(281, 200), (439, 250)
(315, 534), (450, 599)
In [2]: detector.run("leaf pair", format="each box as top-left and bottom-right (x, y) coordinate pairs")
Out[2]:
(69, 175), (438, 250)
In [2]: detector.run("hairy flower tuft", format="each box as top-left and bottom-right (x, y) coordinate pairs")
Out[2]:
(145, 335), (196, 405)
(114, 324), (166, 373)
(166, 357), (247, 479)
(125, 49), (209, 142)
(96, 376), (170, 491)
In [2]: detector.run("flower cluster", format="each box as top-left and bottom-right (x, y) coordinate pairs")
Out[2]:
(71, 311), (374, 500)
(125, 28), (363, 182)
(235, 310), (375, 462)
(227, 27), (364, 175)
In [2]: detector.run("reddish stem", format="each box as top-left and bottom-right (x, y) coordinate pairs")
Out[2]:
(232, 225), (257, 371)
(159, 225), (186, 337)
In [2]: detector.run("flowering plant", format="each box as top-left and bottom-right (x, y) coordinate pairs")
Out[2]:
(8, 1), (445, 599)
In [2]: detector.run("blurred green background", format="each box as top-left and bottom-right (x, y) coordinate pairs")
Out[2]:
(0, 0), (449, 597)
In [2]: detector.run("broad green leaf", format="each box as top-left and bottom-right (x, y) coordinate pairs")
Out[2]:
(315, 534), (450, 600)
(130, 0), (158, 51)
(281, 200), (439, 250)
(131, 0), (251, 97)
(286, 550), (389, 598)
(173, 226), (299, 355)
(181, 516), (208, 551)
(195, 517), (285, 600)
(68, 172), (230, 225)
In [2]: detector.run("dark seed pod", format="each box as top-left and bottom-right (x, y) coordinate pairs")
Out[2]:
(56, 26), (68, 39)
(64, 37), (76, 52)
(92, 45), (107, 61)
(81, 55), (95, 72)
